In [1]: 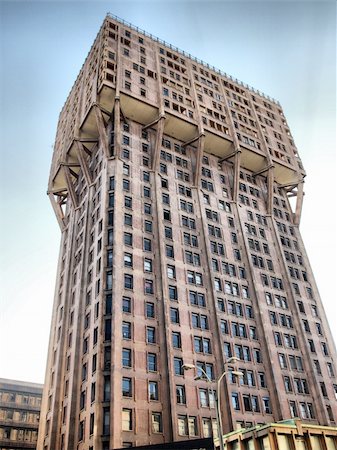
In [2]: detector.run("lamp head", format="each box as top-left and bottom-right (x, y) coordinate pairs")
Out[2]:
(226, 356), (240, 364)
(232, 370), (244, 377)
(182, 363), (196, 371)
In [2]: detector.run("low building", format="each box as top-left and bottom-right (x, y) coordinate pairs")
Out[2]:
(0, 378), (43, 449)
(219, 419), (337, 450)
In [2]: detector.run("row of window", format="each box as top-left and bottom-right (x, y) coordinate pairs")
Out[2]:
(0, 427), (38, 442)
(0, 408), (39, 423)
(224, 342), (262, 363)
(0, 391), (41, 406)
(231, 392), (271, 414)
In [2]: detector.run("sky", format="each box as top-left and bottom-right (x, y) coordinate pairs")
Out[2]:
(0, 0), (336, 384)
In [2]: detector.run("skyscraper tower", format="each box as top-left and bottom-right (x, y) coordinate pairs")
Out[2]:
(38, 14), (337, 450)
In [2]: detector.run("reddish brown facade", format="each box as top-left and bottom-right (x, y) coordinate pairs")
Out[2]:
(38, 14), (337, 450)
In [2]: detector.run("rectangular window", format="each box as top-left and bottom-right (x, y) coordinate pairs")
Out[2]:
(146, 326), (156, 344)
(122, 378), (132, 397)
(122, 409), (132, 431)
(174, 357), (183, 375)
(124, 274), (133, 290)
(149, 381), (159, 401)
(122, 321), (132, 339)
(152, 412), (163, 433)
(172, 331), (181, 348)
(147, 353), (157, 372)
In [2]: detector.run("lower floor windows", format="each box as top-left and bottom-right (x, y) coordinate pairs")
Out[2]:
(152, 412), (163, 433)
(122, 408), (132, 431)
(178, 415), (198, 436)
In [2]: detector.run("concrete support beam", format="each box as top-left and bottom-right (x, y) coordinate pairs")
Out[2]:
(114, 97), (121, 159)
(232, 149), (242, 202)
(193, 134), (205, 187)
(63, 165), (78, 209)
(294, 181), (304, 226)
(253, 163), (274, 177)
(48, 193), (66, 230)
(94, 104), (110, 158)
(267, 166), (275, 215)
(75, 140), (93, 186)
(151, 116), (165, 172)
(142, 113), (166, 131)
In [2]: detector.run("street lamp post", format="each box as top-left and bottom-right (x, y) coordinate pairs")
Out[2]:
(182, 359), (243, 450)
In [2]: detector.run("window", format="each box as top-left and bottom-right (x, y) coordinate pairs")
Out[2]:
(184, 233), (199, 247)
(124, 253), (133, 267)
(122, 297), (132, 313)
(274, 332), (282, 346)
(144, 258), (153, 272)
(163, 209), (171, 221)
(152, 412), (163, 433)
(253, 348), (262, 363)
(145, 220), (153, 233)
(144, 186), (151, 198)
(321, 342), (329, 356)
(167, 265), (176, 279)
(187, 271), (203, 285)
(144, 203), (152, 215)
(189, 291), (206, 307)
(170, 307), (180, 324)
(262, 397), (272, 414)
(197, 361), (214, 380)
(144, 279), (154, 294)
(123, 179), (130, 191)
(147, 326), (156, 344)
(122, 378), (132, 397)
(169, 285), (178, 300)
(165, 226), (173, 239)
(162, 193), (170, 205)
(176, 385), (186, 404)
(124, 274), (133, 290)
(147, 353), (157, 372)
(124, 232), (133, 246)
(308, 339), (316, 353)
(144, 238), (152, 251)
(327, 362), (335, 377)
(172, 331), (181, 348)
(174, 357), (183, 375)
(194, 336), (212, 354)
(149, 381), (159, 400)
(231, 393), (240, 410)
(79, 419), (85, 440)
(185, 251), (201, 266)
(192, 313), (209, 330)
(166, 245), (175, 258)
(122, 322), (132, 339)
(124, 213), (132, 226)
(122, 409), (132, 431)
(284, 376), (292, 392)
(314, 359), (321, 375)
(146, 302), (155, 318)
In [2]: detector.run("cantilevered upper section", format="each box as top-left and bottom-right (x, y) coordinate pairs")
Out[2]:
(49, 14), (305, 197)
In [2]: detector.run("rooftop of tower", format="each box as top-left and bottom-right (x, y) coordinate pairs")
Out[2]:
(106, 13), (281, 106)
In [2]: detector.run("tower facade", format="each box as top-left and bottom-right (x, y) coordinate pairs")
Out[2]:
(38, 14), (337, 450)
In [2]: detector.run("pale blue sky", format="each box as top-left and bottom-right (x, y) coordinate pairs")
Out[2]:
(0, 1), (336, 383)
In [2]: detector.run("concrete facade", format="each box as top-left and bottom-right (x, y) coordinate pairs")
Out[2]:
(0, 378), (43, 450)
(38, 14), (337, 450)
(219, 419), (337, 450)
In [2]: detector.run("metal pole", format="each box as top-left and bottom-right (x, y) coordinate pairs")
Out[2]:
(216, 372), (228, 450)
(197, 367), (225, 450)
